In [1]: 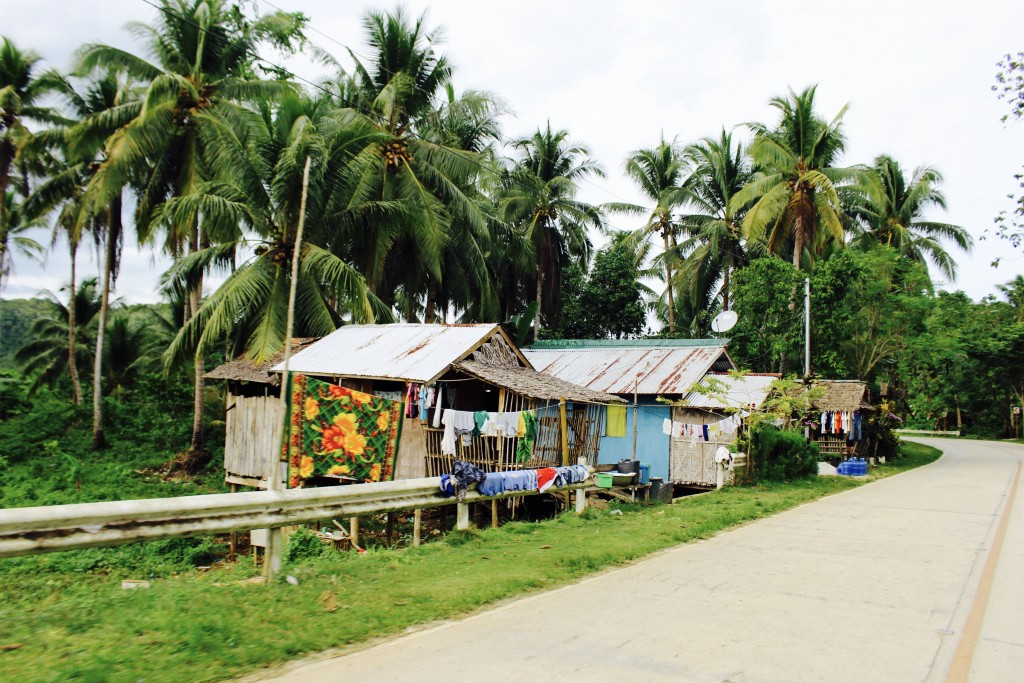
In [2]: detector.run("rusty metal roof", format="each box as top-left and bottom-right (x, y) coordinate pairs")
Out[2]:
(523, 341), (733, 396)
(679, 373), (779, 410)
(270, 324), (510, 383)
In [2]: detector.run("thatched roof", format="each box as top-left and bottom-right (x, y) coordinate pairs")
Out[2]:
(453, 360), (625, 404)
(205, 339), (320, 386)
(811, 380), (873, 412)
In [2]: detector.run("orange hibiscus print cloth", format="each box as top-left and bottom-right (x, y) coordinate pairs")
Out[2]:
(285, 375), (403, 487)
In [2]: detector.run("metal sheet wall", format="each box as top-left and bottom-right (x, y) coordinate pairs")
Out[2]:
(596, 399), (671, 480)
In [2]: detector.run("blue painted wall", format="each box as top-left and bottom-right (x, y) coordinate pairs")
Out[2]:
(598, 399), (671, 480)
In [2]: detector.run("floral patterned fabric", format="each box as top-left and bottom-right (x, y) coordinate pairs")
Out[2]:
(285, 374), (403, 487)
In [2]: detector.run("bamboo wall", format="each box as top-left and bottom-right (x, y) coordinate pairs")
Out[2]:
(423, 396), (606, 477)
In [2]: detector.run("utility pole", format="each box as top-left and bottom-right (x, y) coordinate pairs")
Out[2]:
(804, 277), (811, 378)
(266, 155), (312, 582)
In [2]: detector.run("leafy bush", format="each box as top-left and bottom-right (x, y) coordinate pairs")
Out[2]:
(285, 528), (330, 563)
(750, 426), (819, 481)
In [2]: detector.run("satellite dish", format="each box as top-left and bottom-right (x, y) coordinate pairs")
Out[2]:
(711, 310), (738, 333)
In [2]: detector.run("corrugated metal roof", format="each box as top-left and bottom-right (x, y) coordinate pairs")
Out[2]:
(679, 373), (779, 409)
(529, 338), (729, 349)
(523, 345), (732, 396)
(270, 324), (501, 383)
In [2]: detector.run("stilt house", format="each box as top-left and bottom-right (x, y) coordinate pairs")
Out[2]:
(208, 324), (622, 488)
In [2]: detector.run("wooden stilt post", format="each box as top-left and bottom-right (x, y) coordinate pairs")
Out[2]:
(559, 398), (569, 466)
(491, 500), (499, 528)
(456, 502), (470, 530)
(413, 509), (422, 547)
(350, 516), (360, 548)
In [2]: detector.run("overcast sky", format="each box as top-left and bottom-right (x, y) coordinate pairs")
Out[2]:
(3, 0), (1023, 304)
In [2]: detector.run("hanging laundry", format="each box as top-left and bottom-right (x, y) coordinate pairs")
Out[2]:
(479, 413), (499, 437)
(537, 467), (557, 492)
(605, 404), (627, 437)
(432, 385), (444, 428)
(851, 411), (863, 441)
(494, 412), (520, 437)
(418, 385), (429, 419)
(662, 418), (673, 436)
(448, 459), (486, 502)
(502, 468), (538, 491)
(285, 375), (403, 487)
(672, 421), (683, 439)
(702, 424), (710, 442)
(405, 383), (417, 419)
(478, 471), (505, 496)
(553, 464), (589, 487)
(515, 411), (538, 462)
(441, 409), (477, 455)
(473, 411), (489, 436)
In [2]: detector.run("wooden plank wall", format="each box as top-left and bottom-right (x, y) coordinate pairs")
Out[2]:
(224, 392), (286, 487)
(668, 406), (736, 487)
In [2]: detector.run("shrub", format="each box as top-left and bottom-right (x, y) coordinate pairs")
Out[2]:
(285, 528), (329, 563)
(750, 426), (819, 481)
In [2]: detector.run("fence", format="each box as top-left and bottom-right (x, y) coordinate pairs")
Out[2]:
(0, 474), (592, 564)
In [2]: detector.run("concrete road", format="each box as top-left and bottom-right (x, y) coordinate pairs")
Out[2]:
(251, 438), (1023, 683)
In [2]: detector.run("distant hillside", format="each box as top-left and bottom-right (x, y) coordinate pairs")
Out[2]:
(0, 298), (52, 372)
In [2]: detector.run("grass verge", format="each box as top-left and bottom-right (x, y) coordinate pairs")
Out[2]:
(0, 443), (941, 683)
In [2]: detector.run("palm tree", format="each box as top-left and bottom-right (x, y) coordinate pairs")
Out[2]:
(336, 8), (495, 315)
(675, 130), (757, 328)
(606, 137), (687, 334)
(0, 37), (63, 276)
(27, 72), (138, 405)
(0, 191), (42, 296)
(75, 0), (304, 452)
(732, 85), (861, 271)
(15, 277), (101, 397)
(848, 155), (972, 281)
(418, 87), (508, 322)
(161, 93), (386, 365)
(499, 122), (604, 337)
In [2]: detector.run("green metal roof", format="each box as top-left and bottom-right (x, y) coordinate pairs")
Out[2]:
(528, 338), (729, 350)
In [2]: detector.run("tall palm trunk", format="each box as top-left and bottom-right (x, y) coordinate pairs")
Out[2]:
(188, 226), (205, 454)
(424, 283), (437, 323)
(0, 138), (12, 244)
(663, 227), (675, 334)
(67, 239), (83, 404)
(93, 194), (121, 449)
(0, 139), (12, 311)
(534, 261), (544, 340)
(722, 263), (730, 312)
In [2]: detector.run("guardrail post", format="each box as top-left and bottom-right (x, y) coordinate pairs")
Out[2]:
(413, 509), (422, 547)
(575, 488), (586, 514)
(264, 462), (284, 581)
(456, 502), (470, 530)
(350, 516), (359, 547)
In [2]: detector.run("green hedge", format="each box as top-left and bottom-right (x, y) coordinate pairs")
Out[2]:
(751, 426), (819, 481)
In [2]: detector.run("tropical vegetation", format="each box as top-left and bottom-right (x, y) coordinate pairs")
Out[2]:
(0, 0), (1018, 469)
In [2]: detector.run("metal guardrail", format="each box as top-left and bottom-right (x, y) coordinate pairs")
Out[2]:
(0, 475), (593, 560)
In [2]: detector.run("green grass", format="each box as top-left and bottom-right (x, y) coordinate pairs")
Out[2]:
(0, 442), (942, 683)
